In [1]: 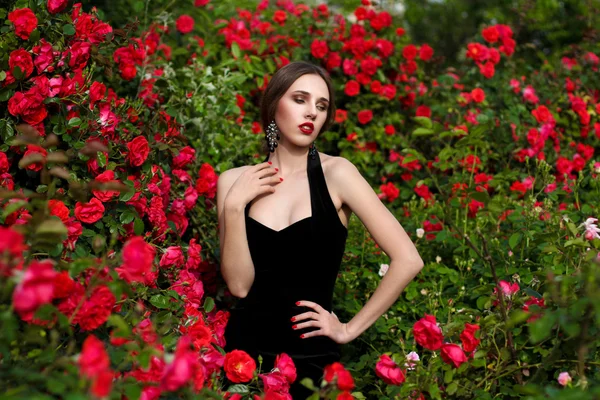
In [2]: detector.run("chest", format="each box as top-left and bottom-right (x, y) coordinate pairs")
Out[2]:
(247, 174), (312, 230)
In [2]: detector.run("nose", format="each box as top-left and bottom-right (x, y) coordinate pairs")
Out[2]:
(305, 103), (317, 120)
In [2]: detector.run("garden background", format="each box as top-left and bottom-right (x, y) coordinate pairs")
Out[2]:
(1, 0), (600, 399)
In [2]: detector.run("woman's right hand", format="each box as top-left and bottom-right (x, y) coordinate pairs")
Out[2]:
(224, 162), (282, 209)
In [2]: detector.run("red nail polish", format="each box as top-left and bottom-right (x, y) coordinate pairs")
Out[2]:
(292, 325), (297, 329)
(268, 161), (272, 165)
(300, 334), (305, 338)
(291, 317), (295, 322)
(280, 177), (284, 182)
(275, 168), (279, 171)
(295, 301), (300, 305)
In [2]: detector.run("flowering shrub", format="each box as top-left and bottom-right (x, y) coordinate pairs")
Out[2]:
(1, 0), (600, 399)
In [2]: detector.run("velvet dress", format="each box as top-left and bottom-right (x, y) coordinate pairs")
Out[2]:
(223, 150), (348, 399)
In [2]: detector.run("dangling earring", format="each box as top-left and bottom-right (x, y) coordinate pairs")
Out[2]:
(309, 142), (317, 159)
(266, 121), (280, 153)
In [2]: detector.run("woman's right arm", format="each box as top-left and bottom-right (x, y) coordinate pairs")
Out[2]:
(217, 163), (280, 298)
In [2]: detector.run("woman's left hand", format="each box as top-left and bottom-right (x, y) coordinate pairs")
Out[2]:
(292, 300), (354, 345)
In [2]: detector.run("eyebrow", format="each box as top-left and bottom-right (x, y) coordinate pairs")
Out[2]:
(292, 90), (329, 103)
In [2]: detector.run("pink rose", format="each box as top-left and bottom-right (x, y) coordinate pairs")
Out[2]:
(412, 314), (444, 350)
(375, 354), (406, 385)
(12, 260), (56, 321)
(440, 343), (468, 368)
(275, 353), (297, 384)
(159, 246), (185, 268)
(115, 236), (156, 284)
(47, 0), (68, 14)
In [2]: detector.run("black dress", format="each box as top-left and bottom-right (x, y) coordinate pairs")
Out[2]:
(223, 151), (348, 399)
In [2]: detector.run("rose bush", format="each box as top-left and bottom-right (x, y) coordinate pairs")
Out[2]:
(1, 0), (600, 399)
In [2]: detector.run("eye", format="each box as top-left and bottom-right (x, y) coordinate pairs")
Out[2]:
(317, 105), (327, 112)
(294, 98), (305, 104)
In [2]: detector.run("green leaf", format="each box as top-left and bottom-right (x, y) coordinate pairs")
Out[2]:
(412, 127), (435, 136)
(509, 233), (523, 249)
(67, 117), (81, 127)
(413, 116), (433, 129)
(231, 42), (241, 58)
(124, 383), (142, 400)
(226, 384), (249, 394)
(529, 313), (556, 343)
(203, 297), (215, 313)
(63, 24), (75, 35)
(36, 219), (68, 237)
(134, 218), (144, 235)
(149, 295), (170, 309)
(446, 382), (458, 395)
(120, 210), (135, 224)
(0, 71), (6, 82)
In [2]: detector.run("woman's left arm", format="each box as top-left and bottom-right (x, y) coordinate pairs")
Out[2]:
(293, 157), (424, 344)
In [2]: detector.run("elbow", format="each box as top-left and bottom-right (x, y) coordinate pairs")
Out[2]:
(227, 281), (251, 299)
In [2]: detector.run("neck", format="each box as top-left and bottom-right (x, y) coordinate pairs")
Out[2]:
(267, 141), (310, 177)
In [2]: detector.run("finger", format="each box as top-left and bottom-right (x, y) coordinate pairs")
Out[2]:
(253, 161), (274, 172)
(300, 329), (324, 339)
(259, 185), (276, 194)
(292, 311), (319, 322)
(257, 167), (279, 178)
(292, 320), (319, 330)
(300, 300), (325, 313)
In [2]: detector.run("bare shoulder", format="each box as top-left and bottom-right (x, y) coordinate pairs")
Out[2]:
(320, 153), (361, 183)
(219, 165), (251, 184)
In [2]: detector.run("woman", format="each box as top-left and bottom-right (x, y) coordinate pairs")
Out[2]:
(217, 61), (424, 398)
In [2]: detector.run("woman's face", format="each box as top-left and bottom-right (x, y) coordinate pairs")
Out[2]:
(274, 73), (330, 148)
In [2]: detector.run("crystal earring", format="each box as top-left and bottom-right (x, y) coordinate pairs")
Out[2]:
(309, 142), (317, 159)
(266, 121), (280, 153)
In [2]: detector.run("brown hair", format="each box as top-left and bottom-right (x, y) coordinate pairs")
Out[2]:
(259, 61), (336, 146)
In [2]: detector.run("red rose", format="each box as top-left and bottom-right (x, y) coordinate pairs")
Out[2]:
(482, 26), (499, 43)
(275, 353), (297, 384)
(0, 152), (9, 174)
(412, 314), (443, 350)
(21, 145), (47, 172)
(126, 136), (150, 167)
(310, 39), (329, 59)
(273, 10), (287, 26)
(379, 182), (399, 202)
(224, 350), (256, 383)
(335, 109), (347, 123)
(176, 15), (195, 34)
(9, 49), (34, 79)
(195, 163), (218, 199)
(79, 335), (110, 378)
(375, 354), (406, 385)
(47, 0), (68, 14)
(12, 260), (56, 321)
(8, 89), (48, 125)
(92, 170), (120, 202)
(115, 236), (156, 284)
(344, 80), (360, 96)
(471, 88), (485, 103)
(195, 0), (210, 5)
(385, 125), (395, 135)
(48, 199), (70, 223)
(402, 44), (417, 60)
(74, 198), (105, 224)
(440, 343), (468, 368)
(419, 44), (434, 61)
(357, 109), (373, 124)
(416, 105), (431, 118)
(460, 323), (480, 353)
(323, 362), (354, 391)
(380, 84), (396, 100)
(8, 8), (38, 40)
(173, 146), (196, 169)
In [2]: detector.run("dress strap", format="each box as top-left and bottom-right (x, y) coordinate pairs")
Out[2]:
(307, 147), (344, 236)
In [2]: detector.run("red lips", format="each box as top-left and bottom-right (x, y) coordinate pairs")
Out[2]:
(298, 122), (314, 135)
